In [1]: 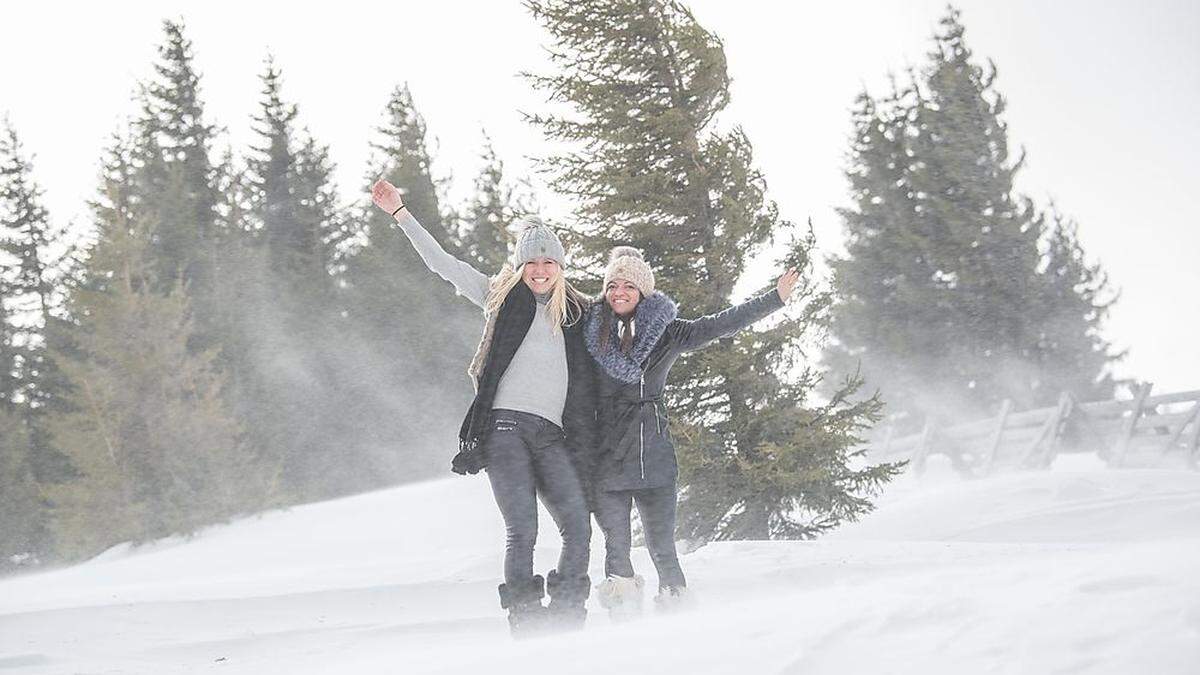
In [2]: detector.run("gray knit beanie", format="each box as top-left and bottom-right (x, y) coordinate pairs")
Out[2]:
(604, 246), (655, 296)
(509, 216), (565, 268)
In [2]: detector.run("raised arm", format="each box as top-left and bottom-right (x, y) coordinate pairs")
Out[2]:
(669, 269), (798, 353)
(372, 179), (490, 309)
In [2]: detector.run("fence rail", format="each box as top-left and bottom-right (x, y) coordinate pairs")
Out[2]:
(867, 384), (1200, 475)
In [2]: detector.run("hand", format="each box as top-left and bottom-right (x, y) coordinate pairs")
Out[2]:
(371, 179), (404, 215)
(776, 268), (800, 302)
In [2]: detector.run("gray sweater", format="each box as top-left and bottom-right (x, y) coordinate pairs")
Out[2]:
(394, 210), (568, 427)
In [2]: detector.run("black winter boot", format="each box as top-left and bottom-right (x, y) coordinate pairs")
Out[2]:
(545, 570), (590, 631)
(498, 574), (547, 639)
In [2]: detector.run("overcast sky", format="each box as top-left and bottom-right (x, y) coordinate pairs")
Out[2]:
(3, 1), (1197, 394)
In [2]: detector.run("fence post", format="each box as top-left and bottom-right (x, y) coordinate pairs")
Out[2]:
(1187, 408), (1200, 470)
(1110, 382), (1153, 468)
(1038, 392), (1074, 469)
(1017, 401), (1061, 469)
(912, 417), (937, 475)
(983, 399), (1013, 475)
(1164, 401), (1200, 457)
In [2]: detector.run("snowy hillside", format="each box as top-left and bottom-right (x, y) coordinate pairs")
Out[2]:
(2, 462), (1198, 674)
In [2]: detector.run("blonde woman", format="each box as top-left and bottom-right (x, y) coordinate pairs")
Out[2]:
(371, 180), (597, 637)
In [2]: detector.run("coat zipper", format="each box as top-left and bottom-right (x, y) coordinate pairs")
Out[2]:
(639, 373), (646, 480)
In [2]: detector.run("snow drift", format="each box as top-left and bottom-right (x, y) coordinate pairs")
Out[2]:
(1, 464), (1198, 674)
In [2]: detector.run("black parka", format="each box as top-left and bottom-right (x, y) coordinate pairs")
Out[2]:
(583, 289), (785, 492)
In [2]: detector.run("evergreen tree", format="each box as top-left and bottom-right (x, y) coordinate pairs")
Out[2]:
(131, 19), (221, 297)
(338, 84), (478, 488)
(248, 61), (339, 277)
(826, 84), (961, 429)
(0, 119), (57, 407)
(0, 119), (85, 566)
(828, 7), (1119, 426)
(246, 60), (347, 305)
(0, 226), (42, 571)
(226, 59), (354, 500)
(0, 273), (15, 410)
(0, 233), (38, 571)
(527, 0), (901, 541)
(907, 8), (1044, 414)
(0, 128), (27, 411)
(0, 409), (41, 571)
(205, 146), (260, 352)
(0, 119), (80, 482)
(459, 133), (519, 270)
(45, 143), (268, 561)
(363, 85), (457, 253)
(212, 147), (253, 243)
(1031, 210), (1119, 403)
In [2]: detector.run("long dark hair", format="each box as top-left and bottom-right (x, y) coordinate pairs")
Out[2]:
(596, 295), (636, 355)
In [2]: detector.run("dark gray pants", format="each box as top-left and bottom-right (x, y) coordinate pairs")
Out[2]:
(484, 409), (591, 587)
(593, 484), (686, 590)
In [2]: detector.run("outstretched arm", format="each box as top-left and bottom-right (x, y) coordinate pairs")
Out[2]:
(372, 179), (490, 309)
(670, 269), (798, 353)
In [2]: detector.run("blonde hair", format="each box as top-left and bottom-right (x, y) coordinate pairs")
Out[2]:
(484, 263), (587, 332)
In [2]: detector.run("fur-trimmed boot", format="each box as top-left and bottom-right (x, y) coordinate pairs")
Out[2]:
(595, 574), (645, 622)
(653, 584), (694, 613)
(545, 570), (590, 631)
(498, 575), (547, 639)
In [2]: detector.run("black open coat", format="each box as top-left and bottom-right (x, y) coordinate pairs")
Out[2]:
(583, 289), (785, 492)
(452, 282), (598, 477)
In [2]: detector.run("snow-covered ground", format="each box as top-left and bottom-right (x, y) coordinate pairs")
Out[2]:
(2, 456), (1198, 674)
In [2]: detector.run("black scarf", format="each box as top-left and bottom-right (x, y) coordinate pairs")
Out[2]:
(452, 283), (537, 475)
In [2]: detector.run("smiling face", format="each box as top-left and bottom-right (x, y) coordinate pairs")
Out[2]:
(605, 278), (641, 317)
(521, 257), (560, 295)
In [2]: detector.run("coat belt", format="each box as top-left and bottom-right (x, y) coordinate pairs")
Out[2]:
(603, 393), (665, 461)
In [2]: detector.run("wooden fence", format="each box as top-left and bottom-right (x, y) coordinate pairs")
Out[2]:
(867, 384), (1200, 475)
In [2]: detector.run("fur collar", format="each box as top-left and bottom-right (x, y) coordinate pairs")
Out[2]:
(584, 291), (678, 383)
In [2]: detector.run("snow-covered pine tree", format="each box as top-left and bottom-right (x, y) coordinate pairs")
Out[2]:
(527, 0), (901, 540)
(826, 83), (963, 432)
(0, 165), (41, 569)
(131, 20), (221, 298)
(363, 85), (459, 254)
(1031, 210), (1119, 404)
(0, 119), (87, 565)
(0, 120), (48, 411)
(0, 120), (81, 482)
(907, 8), (1044, 415)
(828, 7), (1119, 427)
(45, 139), (268, 561)
(233, 59), (357, 500)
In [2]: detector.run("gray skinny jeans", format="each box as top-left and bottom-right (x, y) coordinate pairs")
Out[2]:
(593, 484), (686, 590)
(484, 409), (591, 587)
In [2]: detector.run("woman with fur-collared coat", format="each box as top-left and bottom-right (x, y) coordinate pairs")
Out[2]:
(584, 246), (798, 618)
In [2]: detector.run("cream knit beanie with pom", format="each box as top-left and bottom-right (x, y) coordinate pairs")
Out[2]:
(604, 246), (655, 296)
